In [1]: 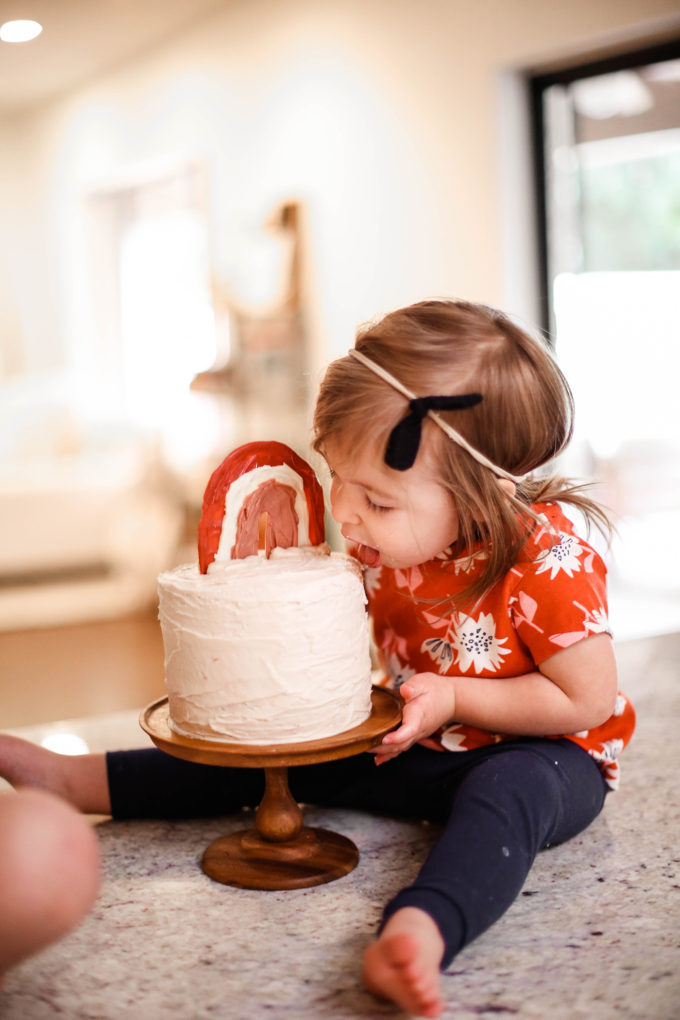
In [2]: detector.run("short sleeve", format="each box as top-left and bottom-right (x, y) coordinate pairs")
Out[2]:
(509, 530), (611, 665)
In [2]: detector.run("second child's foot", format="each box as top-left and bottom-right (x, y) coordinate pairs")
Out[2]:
(362, 907), (446, 1018)
(0, 735), (110, 815)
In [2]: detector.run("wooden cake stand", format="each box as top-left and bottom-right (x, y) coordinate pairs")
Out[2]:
(140, 688), (401, 891)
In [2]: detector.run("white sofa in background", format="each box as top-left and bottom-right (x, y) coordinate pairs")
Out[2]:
(0, 377), (184, 630)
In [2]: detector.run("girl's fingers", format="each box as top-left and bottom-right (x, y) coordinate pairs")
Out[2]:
(384, 714), (419, 743)
(373, 734), (410, 759)
(375, 744), (408, 764)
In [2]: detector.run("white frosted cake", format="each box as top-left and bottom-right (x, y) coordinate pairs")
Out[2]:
(158, 548), (373, 745)
(158, 441), (373, 745)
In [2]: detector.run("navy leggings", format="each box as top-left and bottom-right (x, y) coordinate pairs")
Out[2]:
(107, 738), (607, 967)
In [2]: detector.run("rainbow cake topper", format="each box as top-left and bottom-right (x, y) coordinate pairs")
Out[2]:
(198, 441), (326, 574)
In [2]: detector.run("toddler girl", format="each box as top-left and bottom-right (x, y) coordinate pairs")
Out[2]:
(0, 299), (635, 1018)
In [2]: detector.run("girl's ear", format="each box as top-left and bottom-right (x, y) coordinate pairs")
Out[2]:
(497, 478), (517, 499)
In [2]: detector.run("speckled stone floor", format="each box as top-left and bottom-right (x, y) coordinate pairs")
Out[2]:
(2, 632), (679, 1019)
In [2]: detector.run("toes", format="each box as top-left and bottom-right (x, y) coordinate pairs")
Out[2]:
(363, 933), (444, 1018)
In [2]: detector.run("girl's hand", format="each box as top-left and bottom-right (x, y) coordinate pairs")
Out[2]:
(372, 674), (456, 765)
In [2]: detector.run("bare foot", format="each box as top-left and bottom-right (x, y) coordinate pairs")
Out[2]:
(0, 735), (110, 814)
(362, 907), (446, 1018)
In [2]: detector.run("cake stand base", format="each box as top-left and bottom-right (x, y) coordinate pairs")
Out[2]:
(140, 688), (401, 890)
(202, 826), (359, 890)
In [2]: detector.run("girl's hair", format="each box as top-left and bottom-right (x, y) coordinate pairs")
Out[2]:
(312, 299), (611, 604)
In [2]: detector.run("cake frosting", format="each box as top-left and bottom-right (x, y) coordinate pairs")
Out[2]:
(158, 546), (373, 745)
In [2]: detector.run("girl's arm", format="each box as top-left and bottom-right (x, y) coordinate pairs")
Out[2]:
(373, 633), (618, 764)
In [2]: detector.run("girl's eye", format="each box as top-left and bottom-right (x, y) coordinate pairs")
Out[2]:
(365, 494), (392, 514)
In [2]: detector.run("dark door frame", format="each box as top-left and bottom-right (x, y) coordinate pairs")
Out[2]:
(528, 36), (680, 337)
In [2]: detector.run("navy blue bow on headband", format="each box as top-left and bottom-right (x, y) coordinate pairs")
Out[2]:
(385, 394), (483, 471)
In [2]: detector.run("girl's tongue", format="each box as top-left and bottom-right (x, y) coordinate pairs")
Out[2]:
(357, 543), (381, 569)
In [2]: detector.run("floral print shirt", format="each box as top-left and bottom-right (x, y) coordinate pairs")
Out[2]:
(368, 502), (636, 790)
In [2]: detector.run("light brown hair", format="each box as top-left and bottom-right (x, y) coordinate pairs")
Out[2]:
(312, 299), (611, 605)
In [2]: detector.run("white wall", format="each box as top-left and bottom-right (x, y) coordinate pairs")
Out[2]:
(1, 0), (678, 388)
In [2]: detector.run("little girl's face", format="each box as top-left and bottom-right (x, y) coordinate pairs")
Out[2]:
(324, 440), (459, 570)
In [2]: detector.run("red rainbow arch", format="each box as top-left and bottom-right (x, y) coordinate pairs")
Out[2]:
(198, 441), (326, 573)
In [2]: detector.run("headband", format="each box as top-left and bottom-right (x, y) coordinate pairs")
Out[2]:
(348, 348), (526, 483)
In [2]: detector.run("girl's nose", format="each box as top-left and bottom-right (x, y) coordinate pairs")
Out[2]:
(330, 480), (361, 526)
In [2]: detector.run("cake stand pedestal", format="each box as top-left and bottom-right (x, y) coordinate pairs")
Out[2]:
(140, 688), (401, 891)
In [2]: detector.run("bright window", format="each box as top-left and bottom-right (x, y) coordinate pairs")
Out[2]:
(531, 43), (680, 636)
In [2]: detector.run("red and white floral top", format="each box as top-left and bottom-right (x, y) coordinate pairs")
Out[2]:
(367, 502), (636, 790)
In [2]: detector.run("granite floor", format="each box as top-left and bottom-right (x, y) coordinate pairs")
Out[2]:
(1, 631), (679, 1019)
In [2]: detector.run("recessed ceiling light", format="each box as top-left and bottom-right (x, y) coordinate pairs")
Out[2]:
(0, 19), (43, 43)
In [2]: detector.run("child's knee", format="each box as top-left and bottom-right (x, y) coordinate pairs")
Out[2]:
(0, 789), (100, 971)
(464, 744), (603, 850)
